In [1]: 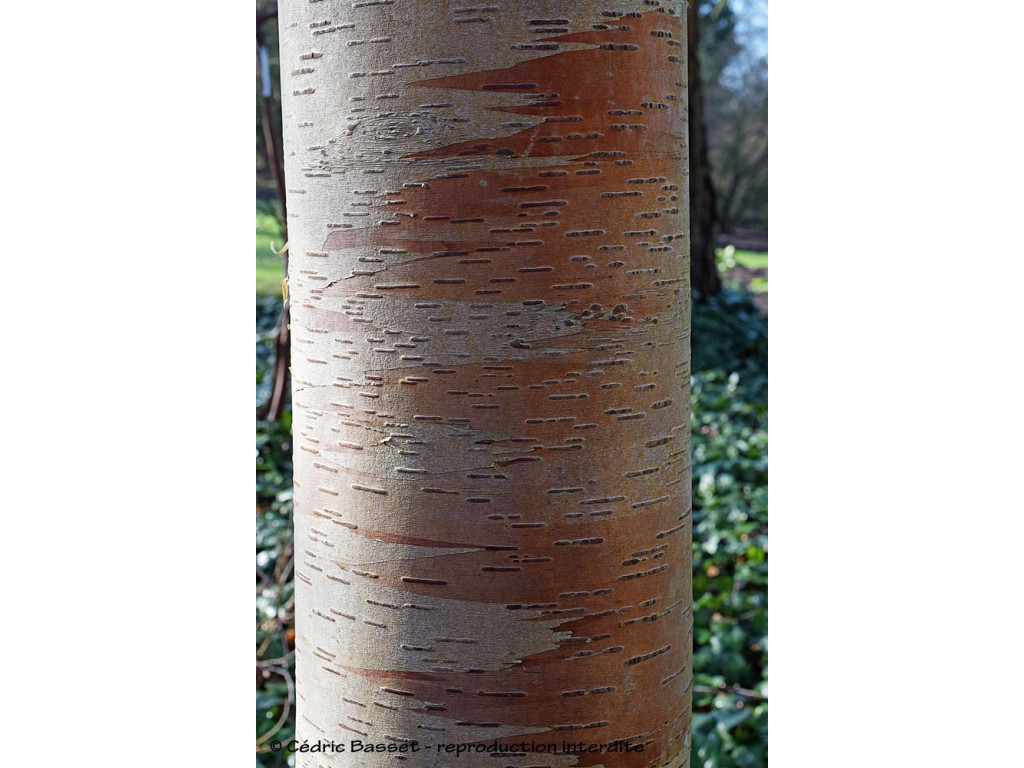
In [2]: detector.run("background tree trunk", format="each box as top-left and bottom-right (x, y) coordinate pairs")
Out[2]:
(687, 1), (723, 298)
(279, 2), (693, 765)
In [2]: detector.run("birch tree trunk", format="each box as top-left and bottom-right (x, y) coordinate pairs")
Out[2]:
(279, 2), (693, 766)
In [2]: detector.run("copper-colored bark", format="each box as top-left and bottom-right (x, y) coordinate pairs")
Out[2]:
(281, 3), (692, 765)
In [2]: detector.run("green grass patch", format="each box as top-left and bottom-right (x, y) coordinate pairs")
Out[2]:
(716, 247), (768, 295)
(734, 249), (768, 270)
(716, 246), (768, 272)
(256, 213), (285, 297)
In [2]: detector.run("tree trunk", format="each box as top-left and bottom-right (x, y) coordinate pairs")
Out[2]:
(279, 3), (693, 766)
(686, 1), (722, 297)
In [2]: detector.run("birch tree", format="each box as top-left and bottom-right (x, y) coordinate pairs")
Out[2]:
(279, 1), (693, 765)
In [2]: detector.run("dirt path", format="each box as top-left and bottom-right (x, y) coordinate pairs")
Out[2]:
(717, 230), (768, 253)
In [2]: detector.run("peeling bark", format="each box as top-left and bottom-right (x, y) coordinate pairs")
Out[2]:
(280, 2), (692, 765)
